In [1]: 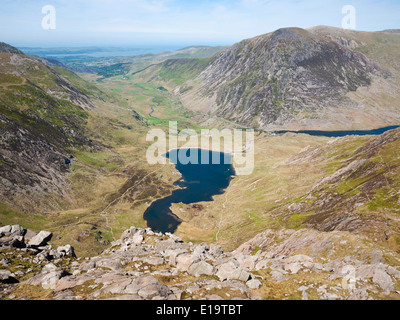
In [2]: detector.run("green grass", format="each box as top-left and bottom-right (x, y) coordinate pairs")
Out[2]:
(287, 213), (308, 229)
(246, 210), (264, 225)
(147, 118), (170, 126)
(251, 246), (262, 256)
(132, 95), (146, 102)
(0, 73), (24, 84)
(0, 82), (89, 145)
(335, 172), (373, 195)
(158, 58), (210, 86)
(0, 202), (49, 231)
(74, 150), (120, 170)
(134, 83), (158, 93)
(367, 188), (400, 211)
(97, 63), (131, 79)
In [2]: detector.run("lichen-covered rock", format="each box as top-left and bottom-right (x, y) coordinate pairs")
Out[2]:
(188, 261), (215, 277)
(2, 225), (400, 301)
(0, 270), (18, 284)
(373, 268), (395, 294)
(57, 245), (76, 258)
(0, 225), (25, 237)
(24, 263), (68, 290)
(28, 231), (52, 248)
(216, 259), (250, 282)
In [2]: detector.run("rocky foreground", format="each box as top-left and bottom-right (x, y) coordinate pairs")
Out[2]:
(1, 224), (400, 300)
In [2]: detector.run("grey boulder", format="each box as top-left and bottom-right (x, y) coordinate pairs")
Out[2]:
(28, 231), (53, 248)
(57, 245), (76, 258)
(0, 270), (18, 284)
(216, 260), (251, 282)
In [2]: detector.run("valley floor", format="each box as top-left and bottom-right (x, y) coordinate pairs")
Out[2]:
(2, 68), (400, 300)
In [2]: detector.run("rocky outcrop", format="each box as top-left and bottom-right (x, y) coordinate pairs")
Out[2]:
(0, 225), (75, 289)
(1, 224), (400, 300)
(25, 263), (70, 290)
(234, 228), (400, 300)
(0, 225), (75, 256)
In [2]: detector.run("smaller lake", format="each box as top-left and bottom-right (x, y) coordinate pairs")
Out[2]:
(144, 149), (236, 234)
(275, 126), (400, 137)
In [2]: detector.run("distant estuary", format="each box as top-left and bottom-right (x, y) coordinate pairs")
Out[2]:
(144, 149), (236, 234)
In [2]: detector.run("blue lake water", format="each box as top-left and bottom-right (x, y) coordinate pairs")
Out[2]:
(144, 149), (235, 234)
(275, 126), (400, 137)
(143, 126), (399, 234)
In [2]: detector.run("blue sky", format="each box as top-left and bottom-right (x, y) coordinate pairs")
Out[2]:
(1, 0), (399, 48)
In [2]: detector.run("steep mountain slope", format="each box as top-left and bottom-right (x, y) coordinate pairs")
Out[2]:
(0, 43), (190, 257)
(0, 44), (106, 212)
(128, 57), (210, 90)
(286, 127), (400, 247)
(0, 42), (23, 54)
(308, 26), (400, 74)
(173, 27), (400, 131)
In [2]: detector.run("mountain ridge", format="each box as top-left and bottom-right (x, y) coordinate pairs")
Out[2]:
(0, 42), (23, 55)
(154, 26), (400, 131)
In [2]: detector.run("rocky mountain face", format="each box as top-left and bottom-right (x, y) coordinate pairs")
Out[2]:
(0, 43), (23, 55)
(282, 127), (400, 248)
(1, 224), (399, 300)
(30, 56), (70, 69)
(0, 44), (104, 212)
(175, 27), (400, 131)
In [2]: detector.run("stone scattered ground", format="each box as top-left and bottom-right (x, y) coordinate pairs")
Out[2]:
(1, 224), (400, 300)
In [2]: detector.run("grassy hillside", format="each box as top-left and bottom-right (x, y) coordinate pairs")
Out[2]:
(129, 57), (210, 89)
(165, 128), (400, 255)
